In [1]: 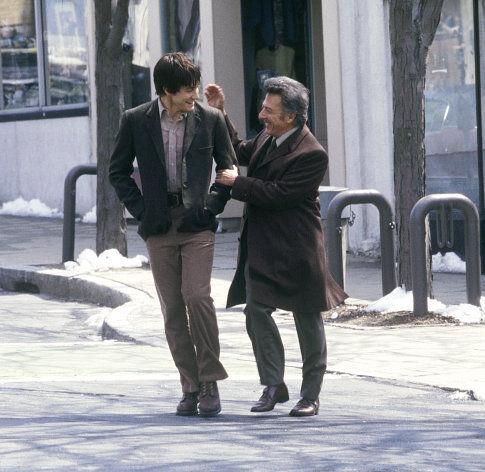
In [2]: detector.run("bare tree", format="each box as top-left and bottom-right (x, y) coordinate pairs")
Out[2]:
(93, 0), (130, 255)
(389, 0), (444, 292)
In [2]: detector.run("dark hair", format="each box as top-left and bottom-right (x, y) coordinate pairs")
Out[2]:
(153, 52), (201, 96)
(263, 76), (309, 127)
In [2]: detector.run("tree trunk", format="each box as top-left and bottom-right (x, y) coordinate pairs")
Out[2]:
(389, 0), (443, 293)
(94, 0), (130, 255)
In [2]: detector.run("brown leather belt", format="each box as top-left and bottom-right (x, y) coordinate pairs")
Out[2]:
(167, 193), (183, 207)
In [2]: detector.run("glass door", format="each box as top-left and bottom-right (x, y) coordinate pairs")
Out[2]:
(240, 0), (312, 137)
(425, 0), (478, 208)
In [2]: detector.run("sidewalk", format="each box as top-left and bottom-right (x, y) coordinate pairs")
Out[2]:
(1, 214), (484, 400)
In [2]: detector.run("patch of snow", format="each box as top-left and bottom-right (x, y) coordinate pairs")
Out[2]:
(432, 252), (466, 273)
(449, 390), (472, 401)
(64, 248), (148, 274)
(331, 312), (339, 319)
(81, 206), (96, 224)
(472, 384), (485, 401)
(86, 307), (111, 331)
(0, 197), (62, 218)
(433, 300), (485, 324)
(364, 287), (445, 313)
(364, 286), (485, 324)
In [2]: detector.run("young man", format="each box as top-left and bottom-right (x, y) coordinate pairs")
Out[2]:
(206, 77), (347, 417)
(110, 53), (237, 417)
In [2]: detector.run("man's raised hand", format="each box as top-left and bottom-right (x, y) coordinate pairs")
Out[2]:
(204, 84), (226, 114)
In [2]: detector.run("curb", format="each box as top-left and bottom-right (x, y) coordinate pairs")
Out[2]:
(0, 264), (153, 344)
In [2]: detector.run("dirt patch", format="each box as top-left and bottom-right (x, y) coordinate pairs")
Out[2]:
(321, 302), (459, 327)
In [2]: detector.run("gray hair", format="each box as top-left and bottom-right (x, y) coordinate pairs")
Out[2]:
(263, 76), (309, 127)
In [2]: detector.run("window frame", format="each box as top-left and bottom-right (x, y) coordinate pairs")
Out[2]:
(0, 0), (89, 122)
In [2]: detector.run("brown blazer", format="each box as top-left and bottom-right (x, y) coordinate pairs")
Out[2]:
(225, 117), (347, 312)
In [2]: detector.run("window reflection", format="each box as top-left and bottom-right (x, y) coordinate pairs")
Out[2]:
(0, 0), (39, 109)
(125, 0), (150, 108)
(240, 0), (310, 137)
(425, 0), (478, 206)
(44, 0), (88, 105)
(161, 0), (201, 61)
(161, 0), (202, 91)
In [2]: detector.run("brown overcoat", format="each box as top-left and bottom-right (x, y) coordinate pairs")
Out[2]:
(225, 117), (347, 312)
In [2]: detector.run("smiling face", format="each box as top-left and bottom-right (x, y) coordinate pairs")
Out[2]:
(162, 84), (199, 120)
(258, 93), (296, 138)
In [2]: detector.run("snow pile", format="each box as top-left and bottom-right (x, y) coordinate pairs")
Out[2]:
(64, 248), (148, 274)
(86, 308), (111, 331)
(0, 197), (62, 218)
(81, 206), (96, 224)
(436, 302), (485, 324)
(432, 252), (466, 273)
(365, 286), (485, 324)
(364, 286), (446, 314)
(472, 385), (485, 402)
(450, 390), (471, 401)
(449, 390), (473, 401)
(0, 197), (96, 223)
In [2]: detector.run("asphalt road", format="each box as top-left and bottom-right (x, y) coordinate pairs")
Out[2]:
(0, 290), (484, 471)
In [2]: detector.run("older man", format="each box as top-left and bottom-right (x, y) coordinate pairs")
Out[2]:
(205, 77), (347, 417)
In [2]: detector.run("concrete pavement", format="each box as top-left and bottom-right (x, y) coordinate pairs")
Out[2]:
(0, 214), (484, 400)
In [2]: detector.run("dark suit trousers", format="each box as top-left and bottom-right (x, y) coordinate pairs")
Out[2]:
(244, 261), (327, 401)
(146, 205), (228, 393)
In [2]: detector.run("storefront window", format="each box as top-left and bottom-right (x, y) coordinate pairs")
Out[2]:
(0, 0), (87, 113)
(161, 0), (201, 64)
(0, 0), (39, 109)
(240, 0), (310, 137)
(44, 0), (88, 105)
(125, 0), (150, 108)
(425, 0), (478, 207)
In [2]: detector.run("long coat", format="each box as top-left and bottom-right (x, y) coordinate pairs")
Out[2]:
(225, 118), (347, 312)
(109, 100), (237, 240)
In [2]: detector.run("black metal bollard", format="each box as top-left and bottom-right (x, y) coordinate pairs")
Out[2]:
(327, 189), (396, 296)
(410, 194), (481, 316)
(62, 165), (97, 263)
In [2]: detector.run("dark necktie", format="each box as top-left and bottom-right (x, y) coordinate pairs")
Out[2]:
(252, 138), (277, 172)
(266, 138), (277, 156)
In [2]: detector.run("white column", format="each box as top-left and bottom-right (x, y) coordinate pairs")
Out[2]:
(147, 0), (163, 99)
(322, 0), (346, 187)
(200, 0), (245, 134)
(200, 0), (246, 220)
(338, 0), (394, 252)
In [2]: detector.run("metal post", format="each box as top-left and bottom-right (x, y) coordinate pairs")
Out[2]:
(410, 194), (481, 316)
(62, 165), (97, 262)
(473, 0), (484, 216)
(0, 47), (4, 110)
(327, 189), (397, 296)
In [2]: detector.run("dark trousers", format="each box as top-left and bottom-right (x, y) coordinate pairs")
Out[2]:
(244, 262), (327, 400)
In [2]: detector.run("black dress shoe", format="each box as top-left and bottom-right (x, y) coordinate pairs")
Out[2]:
(289, 398), (320, 417)
(250, 383), (289, 412)
(176, 392), (198, 416)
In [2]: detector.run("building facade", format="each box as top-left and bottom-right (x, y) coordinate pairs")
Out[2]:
(1, 0), (484, 253)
